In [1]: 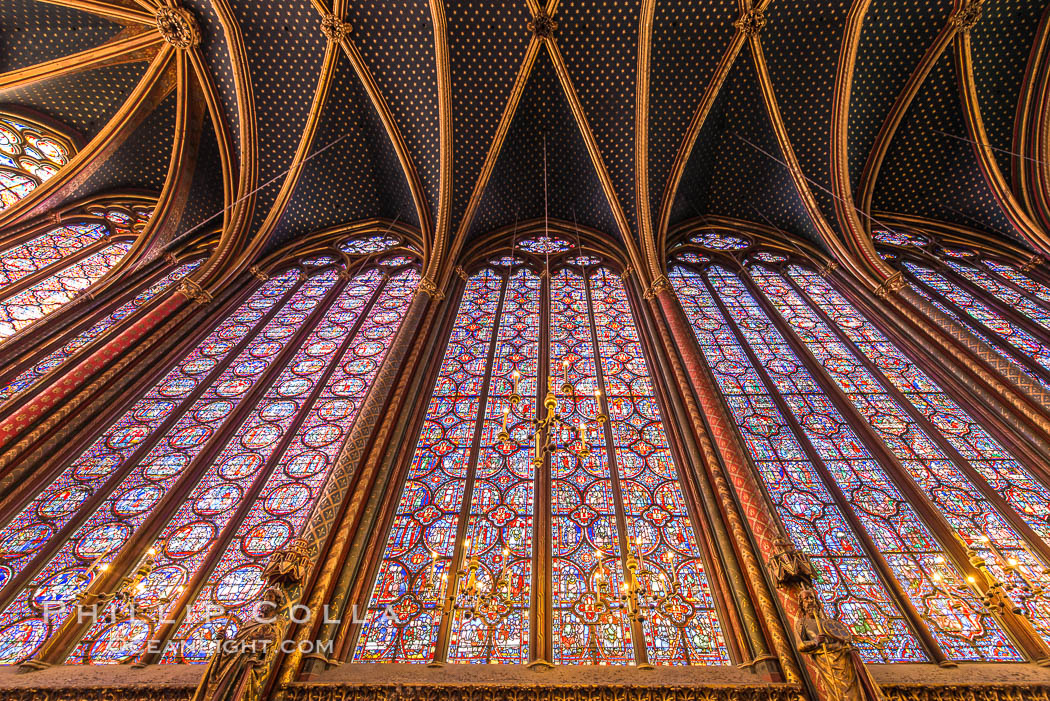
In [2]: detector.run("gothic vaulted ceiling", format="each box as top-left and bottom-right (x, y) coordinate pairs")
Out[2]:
(1, 0), (1048, 267)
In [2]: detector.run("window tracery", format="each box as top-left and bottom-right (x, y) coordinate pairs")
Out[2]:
(670, 231), (1050, 665)
(0, 114), (73, 212)
(0, 235), (420, 666)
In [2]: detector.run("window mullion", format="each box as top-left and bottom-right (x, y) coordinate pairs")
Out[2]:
(0, 235), (113, 306)
(936, 263), (1050, 349)
(976, 259), (1050, 317)
(701, 270), (948, 665)
(530, 267), (552, 667)
(430, 269), (510, 665)
(581, 269), (650, 668)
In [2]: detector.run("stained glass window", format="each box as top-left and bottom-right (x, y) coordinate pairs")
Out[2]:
(355, 255), (728, 666)
(0, 202), (148, 341)
(0, 242), (418, 665)
(671, 242), (1050, 663)
(0, 259), (202, 403)
(0, 114), (73, 212)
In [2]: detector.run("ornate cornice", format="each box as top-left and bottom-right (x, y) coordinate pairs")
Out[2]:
(643, 274), (671, 300)
(155, 6), (200, 49)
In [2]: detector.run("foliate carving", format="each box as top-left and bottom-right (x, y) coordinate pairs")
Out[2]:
(949, 0), (983, 32)
(164, 252), (179, 266)
(528, 9), (558, 39)
(178, 279), (213, 305)
(797, 589), (885, 701)
(734, 8), (767, 37)
(416, 277), (445, 301)
(621, 265), (634, 281)
(320, 13), (350, 42)
(455, 266), (469, 281)
(767, 536), (815, 588)
(48, 211), (63, 226)
(873, 271), (906, 299)
(1020, 254), (1043, 272)
(249, 265), (269, 281)
(644, 275), (671, 300)
(155, 6), (201, 49)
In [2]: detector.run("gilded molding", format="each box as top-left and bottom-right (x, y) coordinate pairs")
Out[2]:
(1020, 254), (1043, 272)
(178, 278), (213, 305)
(156, 7), (201, 50)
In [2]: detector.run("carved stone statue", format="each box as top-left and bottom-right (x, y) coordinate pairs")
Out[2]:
(796, 589), (885, 701)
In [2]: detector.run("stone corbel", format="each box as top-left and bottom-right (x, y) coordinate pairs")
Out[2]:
(872, 271), (905, 299)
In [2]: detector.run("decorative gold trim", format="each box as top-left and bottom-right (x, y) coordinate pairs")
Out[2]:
(249, 265), (269, 281)
(873, 271), (906, 298)
(454, 265), (468, 281)
(528, 8), (558, 38)
(0, 28), (162, 91)
(320, 13), (350, 42)
(1021, 254), (1043, 272)
(819, 260), (839, 277)
(34, 0), (156, 25)
(733, 8), (768, 37)
(155, 6), (200, 49)
(283, 685), (808, 701)
(949, 0), (984, 32)
(634, 0), (659, 281)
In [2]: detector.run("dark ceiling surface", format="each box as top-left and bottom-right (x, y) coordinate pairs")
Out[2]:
(1, 0), (1048, 259)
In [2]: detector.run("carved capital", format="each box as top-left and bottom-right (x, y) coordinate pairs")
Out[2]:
(767, 536), (815, 588)
(1020, 254), (1043, 272)
(416, 277), (445, 301)
(949, 0), (983, 32)
(528, 9), (558, 39)
(249, 265), (269, 281)
(179, 279), (212, 305)
(873, 271), (905, 299)
(155, 6), (200, 49)
(643, 275), (671, 300)
(320, 13), (350, 42)
(621, 265), (634, 281)
(455, 266), (468, 281)
(734, 8), (767, 37)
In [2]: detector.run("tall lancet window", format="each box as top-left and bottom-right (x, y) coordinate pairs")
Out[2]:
(0, 233), (417, 666)
(874, 229), (1050, 391)
(354, 238), (728, 667)
(0, 200), (146, 340)
(670, 231), (1050, 665)
(0, 113), (73, 211)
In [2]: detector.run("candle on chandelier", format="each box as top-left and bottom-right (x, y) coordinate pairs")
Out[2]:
(562, 359), (569, 384)
(512, 370), (520, 396)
